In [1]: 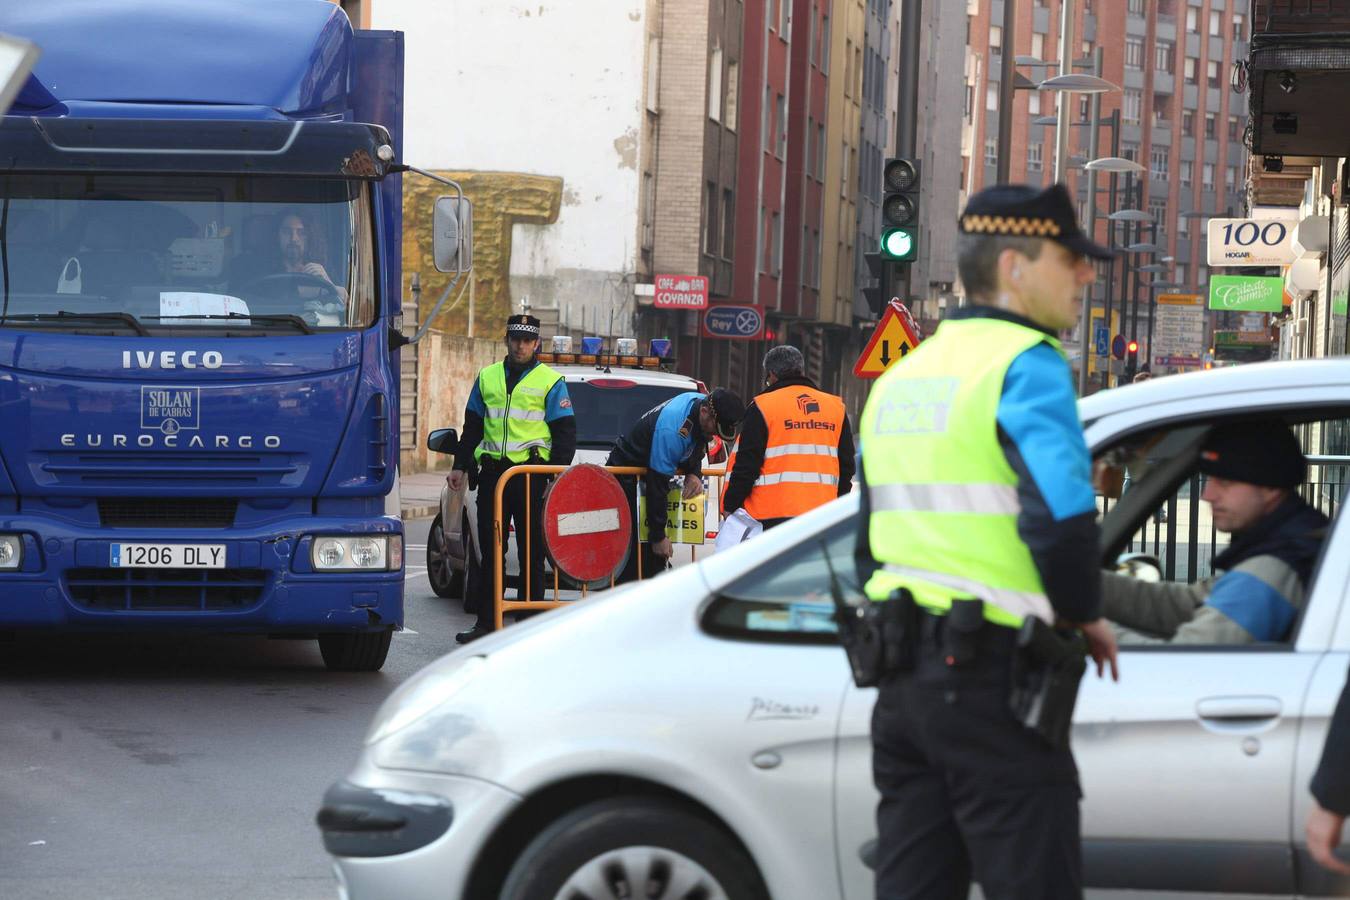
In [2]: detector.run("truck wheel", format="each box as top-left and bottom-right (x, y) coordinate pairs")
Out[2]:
(426, 514), (464, 599)
(318, 630), (392, 672)
(500, 797), (767, 900)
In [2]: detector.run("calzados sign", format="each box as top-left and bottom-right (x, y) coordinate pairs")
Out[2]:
(1206, 218), (1297, 267)
(1208, 275), (1285, 312)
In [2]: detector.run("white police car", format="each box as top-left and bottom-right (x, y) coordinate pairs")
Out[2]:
(423, 343), (726, 601)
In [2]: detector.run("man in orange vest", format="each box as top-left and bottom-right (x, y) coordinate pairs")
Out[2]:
(722, 345), (854, 529)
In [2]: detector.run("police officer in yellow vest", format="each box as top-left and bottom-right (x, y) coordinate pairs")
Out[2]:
(722, 345), (854, 529)
(858, 183), (1120, 899)
(448, 314), (575, 644)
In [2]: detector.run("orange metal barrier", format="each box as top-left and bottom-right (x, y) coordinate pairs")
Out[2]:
(491, 465), (727, 629)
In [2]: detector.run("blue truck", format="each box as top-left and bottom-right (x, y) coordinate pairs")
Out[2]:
(0, 1), (470, 670)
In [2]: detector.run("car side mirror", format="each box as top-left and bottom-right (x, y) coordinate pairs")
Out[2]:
(433, 196), (473, 274)
(427, 428), (459, 455)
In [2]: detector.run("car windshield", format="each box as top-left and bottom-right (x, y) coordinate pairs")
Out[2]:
(0, 173), (374, 333)
(567, 380), (689, 448)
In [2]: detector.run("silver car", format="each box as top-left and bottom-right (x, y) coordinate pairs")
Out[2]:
(321, 359), (1350, 899)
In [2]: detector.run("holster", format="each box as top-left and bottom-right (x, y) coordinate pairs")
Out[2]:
(942, 597), (985, 667)
(836, 588), (919, 688)
(1009, 616), (1088, 750)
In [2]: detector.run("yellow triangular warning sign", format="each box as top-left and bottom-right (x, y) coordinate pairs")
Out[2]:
(853, 300), (922, 379)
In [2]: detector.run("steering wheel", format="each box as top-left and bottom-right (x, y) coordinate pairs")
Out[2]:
(1115, 552), (1163, 583)
(237, 272), (341, 302)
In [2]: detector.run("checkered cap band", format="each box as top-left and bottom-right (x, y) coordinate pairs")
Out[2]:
(507, 323), (540, 336)
(960, 215), (1063, 237)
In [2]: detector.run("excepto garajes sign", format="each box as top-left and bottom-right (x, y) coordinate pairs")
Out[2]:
(653, 274), (709, 310)
(1206, 218), (1297, 267)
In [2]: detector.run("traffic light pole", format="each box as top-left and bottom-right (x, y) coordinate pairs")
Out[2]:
(896, 0), (921, 300)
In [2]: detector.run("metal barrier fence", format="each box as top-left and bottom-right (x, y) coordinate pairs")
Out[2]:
(490, 464), (727, 629)
(1105, 455), (1346, 585)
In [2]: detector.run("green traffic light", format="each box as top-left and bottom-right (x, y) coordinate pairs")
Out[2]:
(880, 227), (917, 261)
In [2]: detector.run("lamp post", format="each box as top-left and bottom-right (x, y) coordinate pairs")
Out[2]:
(1076, 153), (1144, 392)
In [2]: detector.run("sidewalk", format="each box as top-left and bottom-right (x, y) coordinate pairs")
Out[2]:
(401, 469), (447, 520)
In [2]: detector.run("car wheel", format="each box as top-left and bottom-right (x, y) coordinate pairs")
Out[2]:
(317, 629), (392, 672)
(500, 796), (767, 900)
(426, 513), (464, 599)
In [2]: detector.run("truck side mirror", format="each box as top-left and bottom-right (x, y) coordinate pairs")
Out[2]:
(433, 196), (473, 274)
(426, 428), (459, 455)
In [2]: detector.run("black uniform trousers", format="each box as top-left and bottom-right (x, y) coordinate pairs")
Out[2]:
(872, 615), (1083, 900)
(604, 447), (670, 585)
(464, 461), (548, 627)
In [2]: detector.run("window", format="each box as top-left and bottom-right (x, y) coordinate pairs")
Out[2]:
(722, 188), (735, 259)
(641, 172), (655, 250)
(816, 124), (826, 180)
(1186, 7), (1198, 32)
(1122, 141), (1140, 162)
(726, 63), (739, 130)
(768, 0), (777, 32)
(1205, 113), (1216, 138)
(762, 86), (772, 153)
(1150, 146), (1169, 180)
(1028, 142), (1043, 172)
(1209, 9), (1221, 36)
(771, 211), (782, 274)
(1228, 116), (1240, 142)
(1123, 90), (1142, 124)
(759, 207), (770, 272)
(804, 117), (813, 180)
(1128, 0), (1144, 14)
(1182, 110), (1195, 136)
(985, 137), (998, 168)
(841, 142), (850, 197)
(991, 25), (1002, 49)
(986, 83), (998, 111)
(1156, 41), (1174, 73)
(1028, 90), (1041, 115)
(1184, 57), (1198, 83)
(1203, 163), (1214, 189)
(1126, 38), (1144, 70)
(780, 0), (791, 38)
(1178, 213), (1189, 236)
(708, 47), (724, 122)
(776, 93), (787, 158)
(702, 517), (856, 643)
(1207, 59), (1220, 88)
(1154, 97), (1171, 126)
(1199, 267), (1208, 285)
(1227, 165), (1240, 190)
(809, 6), (817, 66)
(1233, 13), (1246, 41)
(821, 14), (830, 72)
(844, 39), (854, 97)
(964, 84), (974, 117)
(704, 182), (719, 255)
(1180, 160), (1193, 186)
(1031, 33), (1044, 60)
(1149, 198), (1168, 236)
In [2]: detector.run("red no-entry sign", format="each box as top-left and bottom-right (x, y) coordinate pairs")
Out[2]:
(542, 464), (632, 585)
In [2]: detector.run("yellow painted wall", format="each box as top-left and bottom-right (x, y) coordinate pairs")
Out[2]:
(819, 0), (864, 328)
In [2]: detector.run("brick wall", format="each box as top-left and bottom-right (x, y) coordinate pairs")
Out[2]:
(653, 0), (712, 275)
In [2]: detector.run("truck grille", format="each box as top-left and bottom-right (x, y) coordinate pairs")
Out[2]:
(66, 568), (268, 611)
(40, 452), (301, 487)
(98, 498), (238, 529)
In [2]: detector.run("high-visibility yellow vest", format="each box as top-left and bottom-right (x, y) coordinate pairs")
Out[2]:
(860, 317), (1066, 628)
(474, 360), (561, 464)
(723, 385), (846, 520)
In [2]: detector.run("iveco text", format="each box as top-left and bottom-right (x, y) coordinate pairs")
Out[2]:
(121, 350), (225, 369)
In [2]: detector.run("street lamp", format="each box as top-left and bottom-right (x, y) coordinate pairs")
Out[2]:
(1125, 242), (1162, 253)
(1108, 209), (1153, 222)
(1037, 74), (1120, 94)
(1085, 157), (1146, 175)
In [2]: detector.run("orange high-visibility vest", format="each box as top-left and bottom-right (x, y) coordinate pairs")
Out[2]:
(724, 386), (846, 520)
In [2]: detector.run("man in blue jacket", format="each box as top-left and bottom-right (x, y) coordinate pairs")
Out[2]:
(607, 388), (743, 583)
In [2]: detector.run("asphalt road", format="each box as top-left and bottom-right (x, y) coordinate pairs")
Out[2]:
(0, 517), (472, 900)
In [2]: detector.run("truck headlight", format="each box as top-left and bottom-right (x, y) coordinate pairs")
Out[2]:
(0, 535), (21, 569)
(311, 535), (401, 571)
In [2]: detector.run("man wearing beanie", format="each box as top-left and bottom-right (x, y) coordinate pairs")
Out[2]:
(1102, 420), (1327, 644)
(448, 314), (576, 643)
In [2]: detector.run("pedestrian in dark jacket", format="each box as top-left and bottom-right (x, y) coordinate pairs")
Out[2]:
(1308, 668), (1350, 874)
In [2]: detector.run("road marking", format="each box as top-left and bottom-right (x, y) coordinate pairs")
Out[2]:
(557, 508), (620, 536)
(396, 628), (419, 635)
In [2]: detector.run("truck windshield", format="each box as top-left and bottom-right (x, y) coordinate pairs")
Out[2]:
(0, 174), (375, 333)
